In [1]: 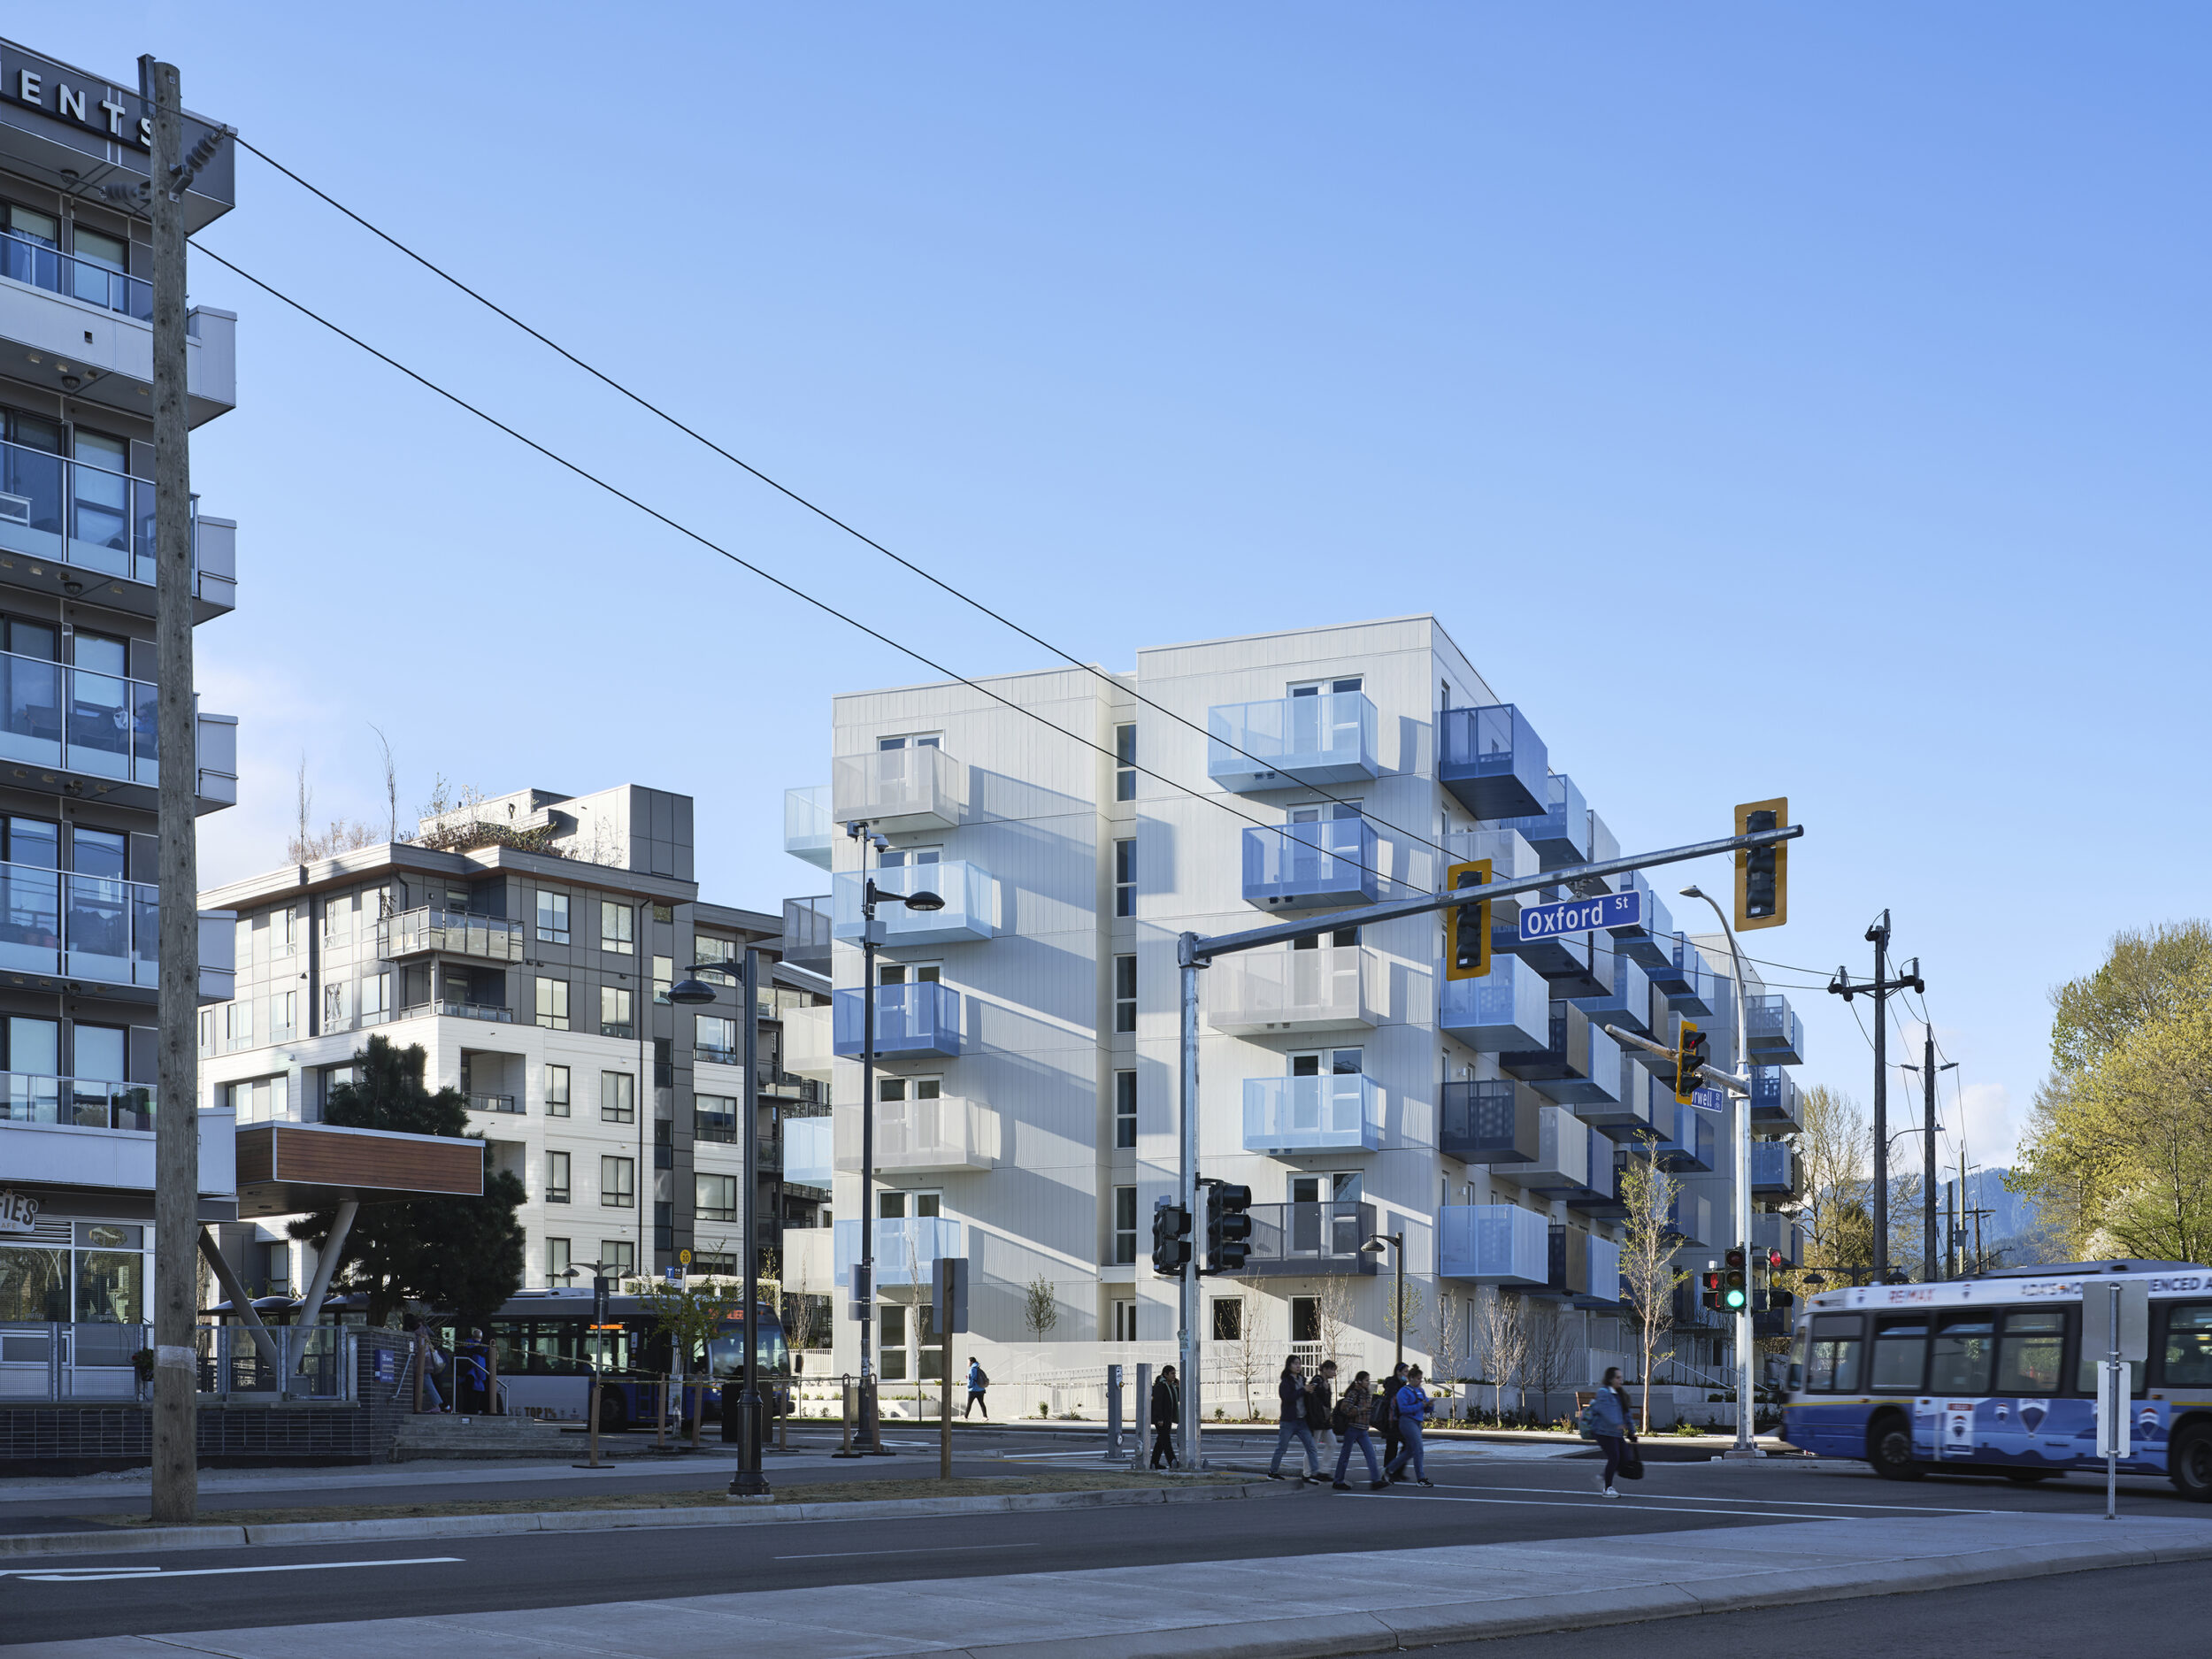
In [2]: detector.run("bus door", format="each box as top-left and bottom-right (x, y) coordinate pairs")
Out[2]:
(1928, 1310), (1996, 1463)
(1984, 1308), (2070, 1467)
(1864, 1315), (1933, 1456)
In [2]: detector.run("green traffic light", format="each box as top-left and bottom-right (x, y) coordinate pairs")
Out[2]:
(1724, 1288), (1747, 1310)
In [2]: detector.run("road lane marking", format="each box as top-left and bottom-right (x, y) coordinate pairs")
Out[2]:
(1422, 1483), (2008, 1515)
(1342, 1494), (1850, 1520)
(0, 1556), (464, 1583)
(776, 1543), (1036, 1561)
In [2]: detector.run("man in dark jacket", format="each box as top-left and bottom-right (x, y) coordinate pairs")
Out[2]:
(1267, 1356), (1323, 1483)
(1306, 1361), (1338, 1462)
(1377, 1361), (1409, 1472)
(1149, 1365), (1180, 1469)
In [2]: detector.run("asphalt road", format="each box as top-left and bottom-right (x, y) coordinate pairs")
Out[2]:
(0, 1451), (2200, 1646)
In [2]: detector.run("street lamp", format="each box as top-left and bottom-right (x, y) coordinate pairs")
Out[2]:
(1678, 883), (1757, 1456)
(834, 823), (943, 1455)
(1360, 1232), (1406, 1371)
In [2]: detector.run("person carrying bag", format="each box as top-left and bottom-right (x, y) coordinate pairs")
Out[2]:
(1580, 1366), (1639, 1498)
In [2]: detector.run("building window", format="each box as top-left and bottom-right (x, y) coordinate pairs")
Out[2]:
(1114, 955), (1136, 1034)
(196, 1008), (215, 1055)
(1115, 722), (1136, 801)
(536, 891), (570, 944)
(361, 972), (388, 1019)
(1115, 1069), (1136, 1149)
(602, 1156), (635, 1209)
(322, 981), (350, 1029)
(272, 990), (296, 1038)
(544, 1064), (571, 1118)
(602, 1240), (634, 1279)
(602, 1071), (635, 1124)
(695, 1094), (736, 1143)
(695, 1014), (738, 1064)
(1290, 1295), (1319, 1344)
(323, 895), (350, 937)
(1115, 838), (1134, 918)
(535, 978), (570, 1031)
(1114, 1186), (1136, 1265)
(1211, 1297), (1243, 1342)
(601, 901), (634, 956)
(696, 1173), (738, 1223)
(279, 906), (297, 953)
(228, 1074), (289, 1125)
(695, 935), (738, 981)
(692, 1251), (737, 1276)
(601, 986), (633, 1038)
(546, 1151), (571, 1204)
(546, 1237), (571, 1285)
(224, 1000), (253, 1048)
(653, 955), (672, 1004)
(1113, 1300), (1137, 1341)
(880, 1302), (909, 1382)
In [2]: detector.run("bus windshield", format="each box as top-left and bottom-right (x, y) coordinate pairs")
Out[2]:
(708, 1327), (787, 1379)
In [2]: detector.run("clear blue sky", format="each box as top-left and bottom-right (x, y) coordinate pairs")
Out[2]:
(21, 5), (2209, 1174)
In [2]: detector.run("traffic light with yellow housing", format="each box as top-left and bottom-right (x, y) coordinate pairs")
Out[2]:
(1445, 860), (1491, 981)
(1735, 797), (1788, 931)
(1673, 1021), (1709, 1107)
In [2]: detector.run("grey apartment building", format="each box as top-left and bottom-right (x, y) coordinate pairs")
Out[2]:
(197, 786), (829, 1300)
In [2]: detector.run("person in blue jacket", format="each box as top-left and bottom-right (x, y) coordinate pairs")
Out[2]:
(1585, 1365), (1637, 1498)
(1385, 1364), (1434, 1486)
(1267, 1355), (1323, 1483)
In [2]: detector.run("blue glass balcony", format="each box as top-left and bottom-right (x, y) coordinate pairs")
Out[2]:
(783, 1115), (833, 1187)
(1576, 1232), (1623, 1308)
(1665, 1190), (1710, 1247)
(1241, 818), (1380, 910)
(1569, 1141), (1629, 1217)
(1207, 691), (1378, 792)
(1750, 1065), (1802, 1131)
(1438, 704), (1548, 819)
(1655, 934), (1715, 1016)
(832, 981), (962, 1060)
(1751, 1141), (1800, 1199)
(833, 1216), (963, 1288)
(831, 862), (994, 949)
(784, 785), (833, 868)
(1568, 955), (1652, 1036)
(1439, 1079), (1540, 1164)
(1615, 879), (1677, 972)
(1498, 1002), (1621, 1108)
(1654, 1098), (1716, 1174)
(1498, 773), (1589, 870)
(1241, 1074), (1384, 1155)
(1438, 1204), (1549, 1284)
(1438, 952), (1548, 1052)
(1746, 995), (1806, 1065)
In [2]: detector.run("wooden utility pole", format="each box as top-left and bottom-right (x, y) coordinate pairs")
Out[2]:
(142, 54), (200, 1527)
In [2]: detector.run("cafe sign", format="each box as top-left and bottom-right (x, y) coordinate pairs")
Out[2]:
(0, 1187), (41, 1233)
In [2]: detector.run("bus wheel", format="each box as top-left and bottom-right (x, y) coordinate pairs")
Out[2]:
(1867, 1413), (1923, 1481)
(2168, 1423), (2212, 1502)
(598, 1391), (629, 1435)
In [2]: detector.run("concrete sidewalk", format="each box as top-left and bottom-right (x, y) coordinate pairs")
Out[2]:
(11, 1509), (2211, 1657)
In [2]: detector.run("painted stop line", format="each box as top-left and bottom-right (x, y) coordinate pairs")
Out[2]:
(0, 1555), (464, 1583)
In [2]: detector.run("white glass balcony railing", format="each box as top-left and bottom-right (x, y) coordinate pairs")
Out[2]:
(375, 907), (526, 964)
(0, 433), (200, 590)
(830, 861), (994, 949)
(785, 785), (833, 868)
(783, 1115), (833, 1187)
(0, 228), (153, 320)
(832, 1216), (964, 1288)
(0, 861), (157, 988)
(1240, 1074), (1383, 1155)
(1437, 1203), (1550, 1284)
(0, 649), (235, 803)
(1207, 690), (1379, 792)
(833, 1094), (995, 1176)
(1207, 945), (1380, 1034)
(0, 1071), (156, 1132)
(831, 745), (964, 833)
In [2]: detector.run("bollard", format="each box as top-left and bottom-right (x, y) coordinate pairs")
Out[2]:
(835, 1374), (856, 1456)
(655, 1378), (667, 1451)
(1134, 1363), (1153, 1470)
(1103, 1363), (1129, 1462)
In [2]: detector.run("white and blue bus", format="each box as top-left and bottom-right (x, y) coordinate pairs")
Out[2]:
(1781, 1259), (2212, 1497)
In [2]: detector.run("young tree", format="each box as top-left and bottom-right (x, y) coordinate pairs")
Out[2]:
(1520, 1300), (1578, 1421)
(1022, 1273), (1060, 1340)
(1313, 1272), (1357, 1370)
(1472, 1287), (1526, 1418)
(1385, 1273), (1425, 1367)
(635, 1277), (742, 1386)
(1618, 1152), (1687, 1433)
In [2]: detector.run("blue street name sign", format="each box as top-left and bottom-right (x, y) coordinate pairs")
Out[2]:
(1517, 889), (1643, 942)
(1690, 1086), (1726, 1113)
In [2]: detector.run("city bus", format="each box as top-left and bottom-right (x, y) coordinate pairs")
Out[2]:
(445, 1288), (791, 1432)
(1780, 1259), (2212, 1497)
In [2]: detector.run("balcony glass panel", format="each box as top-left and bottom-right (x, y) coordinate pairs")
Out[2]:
(1443, 826), (1540, 883)
(832, 1216), (963, 1288)
(1230, 1201), (1376, 1277)
(1438, 703), (1548, 818)
(1437, 1204), (1549, 1284)
(1438, 952), (1548, 1052)
(1615, 878), (1677, 972)
(1567, 955), (1652, 1035)
(1207, 944), (1378, 1034)
(1240, 1074), (1382, 1154)
(1569, 1141), (1629, 1217)
(1657, 934), (1715, 1015)
(783, 1116), (833, 1187)
(0, 437), (201, 593)
(830, 861), (994, 949)
(1576, 1233), (1623, 1306)
(0, 228), (152, 319)
(1654, 1099), (1716, 1174)
(1497, 773), (1588, 869)
(0, 653), (173, 788)
(1206, 691), (1378, 791)
(830, 744), (964, 833)
(378, 907), (526, 964)
(1750, 1065), (1802, 1131)
(1520, 1105), (1593, 1193)
(0, 1072), (155, 1131)
(1667, 1190), (1711, 1246)
(1240, 818), (1380, 910)
(832, 981), (962, 1060)
(833, 1094), (993, 1176)
(1500, 1003), (1622, 1107)
(1751, 1141), (1800, 1198)
(1745, 995), (1806, 1065)
(784, 784), (833, 868)
(1439, 1079), (1540, 1164)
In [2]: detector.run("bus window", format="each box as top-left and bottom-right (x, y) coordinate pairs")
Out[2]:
(1786, 1327), (1806, 1394)
(1995, 1310), (2066, 1394)
(1869, 1316), (1929, 1393)
(1806, 1314), (1863, 1393)
(1931, 1312), (1996, 1394)
(2160, 1303), (2212, 1389)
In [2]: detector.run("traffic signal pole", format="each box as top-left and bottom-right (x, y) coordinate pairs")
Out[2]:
(1175, 944), (1202, 1471)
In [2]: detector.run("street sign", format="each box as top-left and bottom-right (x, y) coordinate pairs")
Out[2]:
(2097, 1361), (2131, 1458)
(2082, 1279), (2150, 1363)
(1689, 1086), (1726, 1112)
(679, 1248), (692, 1266)
(1517, 890), (1642, 942)
(664, 1265), (681, 1284)
(931, 1257), (970, 1336)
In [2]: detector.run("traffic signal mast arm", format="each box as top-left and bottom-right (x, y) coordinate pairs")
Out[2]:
(1600, 1021), (1751, 1094)
(1179, 824), (1802, 966)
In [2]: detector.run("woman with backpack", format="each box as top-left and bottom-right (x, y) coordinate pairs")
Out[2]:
(1330, 1370), (1386, 1491)
(1266, 1356), (1323, 1483)
(1583, 1365), (1637, 1498)
(1384, 1363), (1434, 1486)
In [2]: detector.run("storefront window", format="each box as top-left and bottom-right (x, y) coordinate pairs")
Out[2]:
(74, 1224), (142, 1322)
(0, 1246), (69, 1322)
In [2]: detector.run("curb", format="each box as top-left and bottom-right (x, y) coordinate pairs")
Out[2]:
(0, 1479), (1273, 1559)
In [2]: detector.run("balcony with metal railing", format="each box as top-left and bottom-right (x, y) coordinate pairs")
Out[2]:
(1746, 995), (1806, 1065)
(1654, 933), (1715, 1015)
(1240, 1074), (1383, 1155)
(1567, 954), (1653, 1035)
(1225, 1201), (1377, 1278)
(1439, 1079), (1540, 1164)
(0, 434), (232, 618)
(832, 981), (962, 1060)
(0, 649), (237, 810)
(1611, 876), (1677, 972)
(401, 998), (514, 1025)
(831, 861), (994, 949)
(1574, 1230), (1624, 1308)
(1497, 773), (1588, 869)
(1653, 1100), (1716, 1175)
(1207, 944), (1380, 1035)
(1438, 1204), (1549, 1285)
(1666, 1190), (1711, 1247)
(1750, 1065), (1802, 1131)
(1206, 690), (1379, 792)
(0, 229), (152, 320)
(1751, 1140), (1801, 1199)
(832, 1216), (963, 1287)
(1570, 1144), (1630, 1218)
(784, 784), (833, 868)
(1754, 1211), (1803, 1267)
(1240, 818), (1380, 910)
(0, 862), (157, 991)
(0, 1071), (156, 1132)
(1438, 951), (1549, 1052)
(1497, 1002), (1622, 1109)
(831, 744), (964, 835)
(1438, 703), (1548, 819)
(833, 1094), (995, 1176)
(1519, 1106), (1594, 1197)
(780, 894), (831, 977)
(376, 907), (526, 964)
(465, 1093), (520, 1115)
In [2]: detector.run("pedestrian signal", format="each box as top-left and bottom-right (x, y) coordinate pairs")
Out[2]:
(1445, 860), (1491, 981)
(1700, 1267), (1724, 1312)
(1734, 798), (1787, 932)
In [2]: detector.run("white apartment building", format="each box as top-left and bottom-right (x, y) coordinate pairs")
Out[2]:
(787, 617), (1806, 1404)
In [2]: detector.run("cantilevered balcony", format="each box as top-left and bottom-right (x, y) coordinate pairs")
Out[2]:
(1240, 818), (1379, 910)
(1569, 955), (1652, 1035)
(1665, 1190), (1711, 1247)
(1226, 1202), (1376, 1278)
(1570, 1144), (1630, 1218)
(1438, 952), (1548, 1052)
(1440, 1079), (1542, 1164)
(377, 907), (526, 964)
(1438, 1204), (1548, 1285)
(1438, 703), (1548, 819)
(832, 861), (994, 949)
(0, 863), (157, 992)
(1654, 934), (1716, 1016)
(0, 651), (239, 813)
(781, 895), (831, 976)
(1497, 773), (1589, 870)
(0, 435), (234, 623)
(1576, 1232), (1623, 1308)
(832, 744), (964, 835)
(832, 982), (962, 1060)
(1207, 944), (1379, 1035)
(1443, 826), (1541, 884)
(1746, 995), (1806, 1065)
(1653, 1099), (1716, 1174)
(783, 1116), (833, 1187)
(1612, 876), (1678, 972)
(1519, 1105), (1594, 1197)
(1241, 1074), (1383, 1155)
(1750, 1065), (1802, 1131)
(784, 785), (833, 867)
(783, 1002), (833, 1082)
(832, 1216), (962, 1288)
(1751, 1141), (1801, 1200)
(0, 1072), (156, 1133)
(1206, 690), (1378, 792)
(1497, 1002), (1622, 1109)
(835, 1094), (995, 1176)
